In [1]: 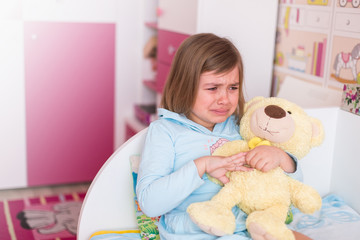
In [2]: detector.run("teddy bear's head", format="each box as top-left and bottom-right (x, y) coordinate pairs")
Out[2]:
(240, 96), (324, 159)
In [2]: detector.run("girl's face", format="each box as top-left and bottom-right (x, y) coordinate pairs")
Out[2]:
(188, 67), (240, 131)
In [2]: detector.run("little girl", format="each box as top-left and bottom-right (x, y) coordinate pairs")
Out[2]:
(136, 33), (310, 240)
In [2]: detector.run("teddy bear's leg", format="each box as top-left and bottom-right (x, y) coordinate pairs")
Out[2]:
(187, 181), (242, 236)
(246, 204), (294, 240)
(288, 178), (322, 214)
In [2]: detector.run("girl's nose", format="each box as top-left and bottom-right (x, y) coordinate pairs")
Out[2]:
(217, 91), (230, 105)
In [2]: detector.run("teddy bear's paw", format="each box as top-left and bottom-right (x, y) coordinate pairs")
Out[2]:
(248, 222), (295, 240)
(247, 222), (277, 240)
(187, 201), (235, 236)
(247, 212), (295, 240)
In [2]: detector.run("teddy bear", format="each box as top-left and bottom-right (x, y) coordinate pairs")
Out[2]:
(187, 96), (324, 240)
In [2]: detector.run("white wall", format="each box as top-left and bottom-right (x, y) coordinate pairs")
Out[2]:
(197, 0), (279, 101)
(0, 20), (27, 188)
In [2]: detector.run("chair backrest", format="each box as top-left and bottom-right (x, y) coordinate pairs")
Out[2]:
(77, 128), (148, 240)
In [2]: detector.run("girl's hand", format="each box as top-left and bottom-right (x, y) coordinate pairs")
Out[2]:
(245, 145), (295, 173)
(194, 152), (252, 184)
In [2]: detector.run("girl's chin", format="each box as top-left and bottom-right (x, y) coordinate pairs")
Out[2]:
(212, 115), (230, 123)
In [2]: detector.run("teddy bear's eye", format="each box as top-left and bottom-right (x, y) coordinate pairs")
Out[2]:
(287, 111), (292, 114)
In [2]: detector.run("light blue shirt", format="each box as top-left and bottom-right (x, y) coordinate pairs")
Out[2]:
(136, 108), (302, 239)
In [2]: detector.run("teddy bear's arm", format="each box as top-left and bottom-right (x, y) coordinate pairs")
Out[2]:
(288, 177), (322, 214)
(212, 140), (249, 157)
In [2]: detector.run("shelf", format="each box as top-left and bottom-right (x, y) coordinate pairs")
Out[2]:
(145, 21), (158, 29)
(274, 66), (324, 84)
(143, 79), (158, 92)
(125, 116), (147, 133)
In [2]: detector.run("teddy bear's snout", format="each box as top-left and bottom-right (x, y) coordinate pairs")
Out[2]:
(264, 105), (286, 119)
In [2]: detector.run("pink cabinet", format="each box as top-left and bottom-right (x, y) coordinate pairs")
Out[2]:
(157, 29), (190, 65)
(24, 22), (115, 186)
(156, 62), (171, 93)
(156, 29), (189, 93)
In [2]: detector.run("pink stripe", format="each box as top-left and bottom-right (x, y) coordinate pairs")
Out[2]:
(78, 192), (86, 200)
(311, 42), (316, 74)
(316, 42), (323, 76)
(0, 201), (12, 240)
(320, 38), (326, 77)
(45, 196), (60, 204)
(29, 197), (41, 205)
(64, 194), (74, 201)
(296, 8), (300, 23)
(8, 199), (35, 239)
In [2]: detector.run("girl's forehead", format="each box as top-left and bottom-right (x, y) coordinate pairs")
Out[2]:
(199, 68), (239, 84)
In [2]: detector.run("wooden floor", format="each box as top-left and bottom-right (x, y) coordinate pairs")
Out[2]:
(0, 182), (91, 201)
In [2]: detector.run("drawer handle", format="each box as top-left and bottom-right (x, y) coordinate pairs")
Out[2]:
(316, 17), (320, 22)
(157, 8), (163, 17)
(346, 19), (350, 25)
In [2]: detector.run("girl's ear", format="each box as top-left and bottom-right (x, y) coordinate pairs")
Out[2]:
(310, 117), (325, 147)
(244, 96), (265, 112)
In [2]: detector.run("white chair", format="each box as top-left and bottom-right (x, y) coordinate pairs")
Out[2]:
(77, 128), (148, 240)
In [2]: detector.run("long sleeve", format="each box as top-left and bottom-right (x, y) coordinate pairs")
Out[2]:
(136, 123), (204, 217)
(285, 152), (303, 182)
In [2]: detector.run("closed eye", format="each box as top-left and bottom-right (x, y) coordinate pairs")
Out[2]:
(207, 87), (217, 91)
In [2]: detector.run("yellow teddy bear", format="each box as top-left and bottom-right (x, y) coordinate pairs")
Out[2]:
(187, 96), (324, 240)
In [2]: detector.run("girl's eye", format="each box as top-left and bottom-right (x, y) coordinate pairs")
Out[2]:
(230, 86), (238, 90)
(207, 87), (217, 91)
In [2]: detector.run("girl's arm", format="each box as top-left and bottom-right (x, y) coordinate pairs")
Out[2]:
(136, 124), (204, 217)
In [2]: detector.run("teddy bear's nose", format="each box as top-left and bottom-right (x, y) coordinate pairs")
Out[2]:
(264, 105), (286, 119)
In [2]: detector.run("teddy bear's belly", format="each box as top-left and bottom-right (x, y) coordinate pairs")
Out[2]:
(230, 167), (291, 213)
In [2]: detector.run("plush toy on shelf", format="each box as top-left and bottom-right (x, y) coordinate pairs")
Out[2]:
(187, 96), (324, 240)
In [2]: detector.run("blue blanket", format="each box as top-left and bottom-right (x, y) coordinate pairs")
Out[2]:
(289, 194), (360, 239)
(90, 194), (360, 240)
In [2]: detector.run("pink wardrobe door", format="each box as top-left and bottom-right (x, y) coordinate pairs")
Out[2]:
(24, 22), (115, 186)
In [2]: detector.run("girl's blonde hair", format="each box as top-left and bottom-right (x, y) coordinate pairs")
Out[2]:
(161, 33), (245, 123)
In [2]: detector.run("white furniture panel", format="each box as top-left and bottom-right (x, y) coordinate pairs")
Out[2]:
(294, 108), (360, 213)
(157, 0), (198, 35)
(301, 108), (338, 197)
(0, 21), (27, 189)
(331, 110), (360, 213)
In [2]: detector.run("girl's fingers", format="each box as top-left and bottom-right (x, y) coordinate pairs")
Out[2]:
(228, 152), (247, 163)
(236, 165), (253, 172)
(218, 175), (230, 184)
(231, 152), (247, 159)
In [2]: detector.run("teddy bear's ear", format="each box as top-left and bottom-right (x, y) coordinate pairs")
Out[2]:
(310, 117), (325, 147)
(244, 96), (265, 112)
